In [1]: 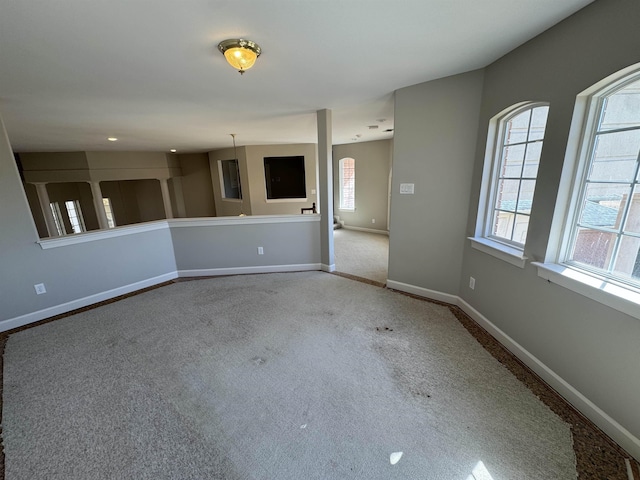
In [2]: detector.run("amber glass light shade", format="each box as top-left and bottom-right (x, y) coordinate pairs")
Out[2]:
(218, 39), (261, 74)
(224, 47), (257, 72)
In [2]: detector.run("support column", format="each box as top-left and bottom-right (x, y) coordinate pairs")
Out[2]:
(317, 109), (335, 272)
(89, 181), (110, 230)
(171, 177), (187, 218)
(159, 178), (174, 219)
(33, 182), (60, 237)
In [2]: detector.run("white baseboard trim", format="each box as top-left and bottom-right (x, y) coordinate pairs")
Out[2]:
(387, 277), (640, 459)
(321, 263), (336, 273)
(386, 279), (459, 305)
(0, 272), (178, 333)
(341, 225), (389, 235)
(1, 265), (322, 333)
(456, 297), (640, 460)
(178, 263), (321, 278)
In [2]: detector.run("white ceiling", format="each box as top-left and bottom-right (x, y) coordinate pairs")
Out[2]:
(0, 0), (593, 153)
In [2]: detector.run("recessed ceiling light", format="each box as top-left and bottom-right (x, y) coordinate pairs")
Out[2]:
(170, 149), (177, 153)
(377, 118), (386, 123)
(368, 125), (379, 130)
(107, 137), (118, 142)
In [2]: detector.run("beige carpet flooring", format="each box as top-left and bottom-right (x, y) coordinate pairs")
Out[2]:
(333, 229), (389, 284)
(2, 272), (578, 479)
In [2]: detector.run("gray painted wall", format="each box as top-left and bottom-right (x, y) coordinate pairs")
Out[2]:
(333, 139), (392, 232)
(20, 151), (180, 183)
(2, 0), (638, 457)
(209, 147), (251, 216)
(0, 114), (178, 323)
(22, 182), (48, 237)
(178, 153), (216, 217)
(245, 144), (318, 216)
(1, 114), (321, 326)
(459, 0), (640, 451)
(101, 180), (139, 226)
(39, 181), (100, 232)
(18, 151), (182, 233)
(134, 179), (166, 222)
(172, 220), (320, 271)
(209, 144), (318, 217)
(389, 70), (484, 294)
(100, 179), (166, 225)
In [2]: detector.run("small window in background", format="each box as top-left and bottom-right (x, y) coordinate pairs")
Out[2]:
(220, 159), (242, 199)
(64, 200), (86, 233)
(49, 202), (66, 235)
(485, 104), (549, 248)
(102, 198), (116, 228)
(339, 157), (355, 210)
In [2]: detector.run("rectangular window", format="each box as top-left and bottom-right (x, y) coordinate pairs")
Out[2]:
(264, 156), (306, 199)
(102, 198), (116, 228)
(49, 202), (66, 235)
(64, 200), (86, 233)
(219, 159), (242, 200)
(339, 157), (355, 210)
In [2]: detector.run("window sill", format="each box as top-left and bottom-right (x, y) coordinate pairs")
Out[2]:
(339, 208), (355, 213)
(532, 262), (640, 320)
(221, 198), (242, 203)
(468, 237), (527, 268)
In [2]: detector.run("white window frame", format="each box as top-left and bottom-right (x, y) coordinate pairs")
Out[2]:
(218, 159), (242, 202)
(49, 202), (66, 236)
(102, 197), (116, 228)
(535, 63), (640, 320)
(65, 199), (86, 234)
(339, 157), (355, 211)
(470, 102), (549, 268)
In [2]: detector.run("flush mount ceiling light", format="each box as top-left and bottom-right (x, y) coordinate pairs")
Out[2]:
(218, 38), (261, 75)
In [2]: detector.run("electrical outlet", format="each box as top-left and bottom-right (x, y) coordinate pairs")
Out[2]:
(371, 218), (376, 224)
(257, 247), (264, 255)
(469, 277), (475, 290)
(34, 283), (47, 295)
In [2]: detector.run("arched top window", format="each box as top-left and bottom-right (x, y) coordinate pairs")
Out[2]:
(473, 102), (550, 263)
(561, 72), (640, 286)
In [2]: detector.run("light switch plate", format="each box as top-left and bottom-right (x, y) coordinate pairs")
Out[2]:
(399, 183), (415, 194)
